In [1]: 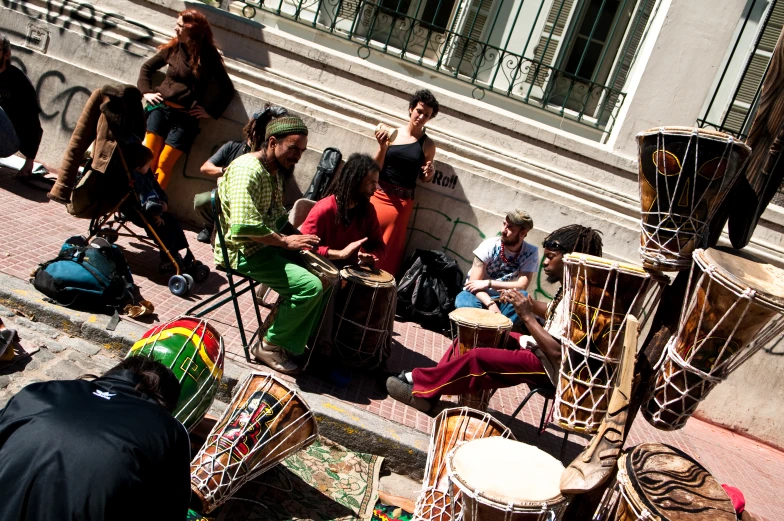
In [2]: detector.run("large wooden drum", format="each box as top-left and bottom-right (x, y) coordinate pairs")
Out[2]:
(644, 247), (784, 430)
(446, 437), (570, 521)
(449, 308), (512, 411)
(637, 127), (750, 271)
(334, 266), (397, 369)
(555, 254), (665, 434)
(413, 407), (513, 521)
(190, 372), (317, 513)
(600, 443), (736, 521)
(127, 316), (224, 431)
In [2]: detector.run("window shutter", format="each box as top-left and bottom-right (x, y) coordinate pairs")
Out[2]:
(725, 0), (784, 134)
(600, 0), (657, 120)
(445, 0), (496, 73)
(525, 0), (578, 87)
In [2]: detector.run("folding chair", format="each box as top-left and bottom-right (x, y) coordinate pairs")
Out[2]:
(505, 385), (570, 462)
(186, 189), (270, 362)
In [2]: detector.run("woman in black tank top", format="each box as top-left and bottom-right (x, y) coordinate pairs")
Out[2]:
(370, 90), (439, 276)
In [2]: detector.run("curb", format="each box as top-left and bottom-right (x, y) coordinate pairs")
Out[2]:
(0, 271), (429, 479)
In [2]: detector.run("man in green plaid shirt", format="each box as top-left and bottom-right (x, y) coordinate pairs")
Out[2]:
(216, 113), (324, 374)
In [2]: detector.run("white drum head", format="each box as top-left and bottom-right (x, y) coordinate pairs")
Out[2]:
(450, 437), (564, 504)
(449, 308), (512, 329)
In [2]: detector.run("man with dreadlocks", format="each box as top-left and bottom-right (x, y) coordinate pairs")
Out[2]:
(216, 112), (324, 375)
(387, 224), (603, 413)
(194, 105), (290, 243)
(300, 153), (386, 358)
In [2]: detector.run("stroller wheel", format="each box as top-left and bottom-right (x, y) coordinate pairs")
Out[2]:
(168, 275), (189, 296)
(183, 273), (195, 292)
(98, 228), (118, 244)
(192, 262), (210, 283)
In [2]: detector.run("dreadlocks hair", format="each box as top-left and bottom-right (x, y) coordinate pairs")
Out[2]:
(544, 224), (603, 257)
(327, 153), (379, 227)
(245, 104), (290, 152)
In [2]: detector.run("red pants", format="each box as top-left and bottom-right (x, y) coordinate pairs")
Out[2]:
(370, 189), (415, 277)
(412, 333), (553, 399)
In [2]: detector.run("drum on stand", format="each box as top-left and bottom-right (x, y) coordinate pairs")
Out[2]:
(190, 372), (318, 513)
(334, 266), (397, 369)
(643, 247), (784, 430)
(448, 308), (512, 412)
(637, 127), (750, 271)
(413, 407), (513, 521)
(595, 443), (736, 521)
(127, 316), (224, 432)
(556, 254), (666, 434)
(446, 437), (570, 521)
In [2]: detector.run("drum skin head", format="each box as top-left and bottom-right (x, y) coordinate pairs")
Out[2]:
(341, 266), (395, 286)
(450, 437), (564, 504)
(701, 247), (784, 308)
(449, 308), (512, 328)
(564, 253), (648, 275)
(624, 443), (736, 521)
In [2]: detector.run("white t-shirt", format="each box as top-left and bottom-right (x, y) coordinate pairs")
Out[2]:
(472, 237), (539, 283)
(518, 295), (567, 385)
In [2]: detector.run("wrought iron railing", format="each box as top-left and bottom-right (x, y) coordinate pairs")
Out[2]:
(229, 0), (656, 138)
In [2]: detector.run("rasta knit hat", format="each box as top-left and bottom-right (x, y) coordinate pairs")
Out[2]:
(265, 115), (308, 139)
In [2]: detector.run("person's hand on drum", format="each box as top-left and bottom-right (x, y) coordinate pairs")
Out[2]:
(284, 234), (320, 251)
(357, 251), (376, 267)
(464, 279), (491, 293)
(501, 289), (534, 320)
(338, 237), (368, 260)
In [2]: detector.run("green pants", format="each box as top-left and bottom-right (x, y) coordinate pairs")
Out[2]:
(237, 248), (326, 355)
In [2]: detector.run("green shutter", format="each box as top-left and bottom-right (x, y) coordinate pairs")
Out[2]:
(525, 0), (577, 87)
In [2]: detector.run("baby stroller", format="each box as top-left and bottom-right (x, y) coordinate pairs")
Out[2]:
(85, 155), (209, 297)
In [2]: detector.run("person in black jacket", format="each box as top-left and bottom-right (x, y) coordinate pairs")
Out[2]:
(0, 357), (191, 521)
(0, 34), (43, 177)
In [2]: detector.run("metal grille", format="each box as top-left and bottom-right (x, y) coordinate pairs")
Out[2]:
(229, 0), (659, 139)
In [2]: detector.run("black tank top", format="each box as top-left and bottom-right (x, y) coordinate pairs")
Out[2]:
(380, 133), (427, 190)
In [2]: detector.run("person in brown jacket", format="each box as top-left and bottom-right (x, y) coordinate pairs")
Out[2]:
(47, 84), (145, 206)
(137, 9), (235, 190)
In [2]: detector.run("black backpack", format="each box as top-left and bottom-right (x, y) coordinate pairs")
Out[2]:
(32, 236), (136, 316)
(304, 147), (342, 201)
(397, 250), (464, 331)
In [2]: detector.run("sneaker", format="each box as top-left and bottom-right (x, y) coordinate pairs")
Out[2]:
(196, 225), (212, 244)
(386, 374), (433, 413)
(251, 340), (300, 375)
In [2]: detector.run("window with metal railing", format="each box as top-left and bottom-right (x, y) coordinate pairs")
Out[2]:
(229, 0), (659, 139)
(698, 0), (784, 139)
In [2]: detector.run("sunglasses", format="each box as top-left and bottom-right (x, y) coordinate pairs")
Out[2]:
(543, 239), (566, 251)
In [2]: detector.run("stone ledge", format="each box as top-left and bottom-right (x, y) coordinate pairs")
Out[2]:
(0, 270), (429, 478)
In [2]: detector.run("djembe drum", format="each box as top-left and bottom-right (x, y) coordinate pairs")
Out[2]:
(637, 127), (750, 271)
(413, 407), (513, 521)
(190, 372), (318, 513)
(596, 443), (736, 521)
(127, 316), (224, 431)
(555, 254), (666, 434)
(334, 266), (396, 369)
(446, 437), (571, 521)
(449, 308), (513, 411)
(643, 247), (784, 430)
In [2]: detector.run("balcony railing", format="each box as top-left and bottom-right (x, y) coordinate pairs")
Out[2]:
(228, 0), (655, 139)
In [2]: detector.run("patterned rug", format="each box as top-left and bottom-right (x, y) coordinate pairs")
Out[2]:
(213, 436), (384, 520)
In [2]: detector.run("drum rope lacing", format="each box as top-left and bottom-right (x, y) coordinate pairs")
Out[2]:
(412, 408), (513, 521)
(639, 130), (739, 269)
(555, 256), (661, 434)
(191, 374), (317, 511)
(644, 252), (784, 429)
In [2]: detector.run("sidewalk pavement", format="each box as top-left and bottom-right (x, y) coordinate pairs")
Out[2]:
(0, 173), (780, 521)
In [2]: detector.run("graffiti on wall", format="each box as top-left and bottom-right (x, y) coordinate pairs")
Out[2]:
(406, 203), (553, 300)
(2, 0), (154, 57)
(35, 70), (90, 132)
